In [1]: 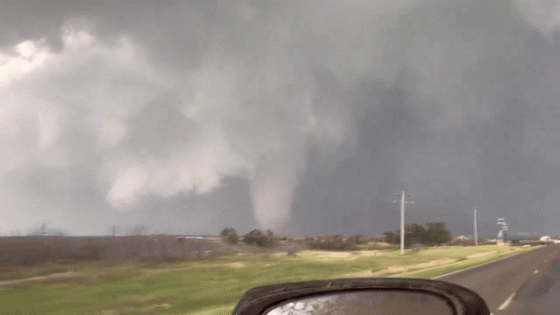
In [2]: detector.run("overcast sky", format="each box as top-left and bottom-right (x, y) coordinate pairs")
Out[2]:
(1, 0), (560, 237)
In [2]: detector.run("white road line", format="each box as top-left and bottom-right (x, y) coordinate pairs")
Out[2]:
(498, 293), (515, 310)
(534, 269), (539, 274)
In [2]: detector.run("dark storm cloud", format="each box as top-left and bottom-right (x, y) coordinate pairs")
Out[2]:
(291, 0), (560, 237)
(2, 0), (560, 237)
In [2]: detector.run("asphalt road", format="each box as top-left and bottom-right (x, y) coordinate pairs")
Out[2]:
(437, 245), (560, 314)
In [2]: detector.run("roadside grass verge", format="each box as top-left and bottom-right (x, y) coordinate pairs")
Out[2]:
(394, 247), (532, 279)
(0, 245), (536, 315)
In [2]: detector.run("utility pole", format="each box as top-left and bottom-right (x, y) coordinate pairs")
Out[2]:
(400, 191), (405, 255)
(474, 207), (478, 246)
(393, 191), (413, 255)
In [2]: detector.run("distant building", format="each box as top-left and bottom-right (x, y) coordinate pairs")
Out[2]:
(454, 235), (471, 241)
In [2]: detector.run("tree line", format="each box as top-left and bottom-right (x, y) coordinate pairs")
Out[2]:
(384, 222), (452, 247)
(221, 222), (452, 250)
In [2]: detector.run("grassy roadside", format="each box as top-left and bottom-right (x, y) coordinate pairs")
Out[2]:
(394, 246), (537, 279)
(0, 245), (537, 315)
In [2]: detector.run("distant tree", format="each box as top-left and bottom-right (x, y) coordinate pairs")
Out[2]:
(406, 224), (427, 245)
(221, 228), (236, 238)
(424, 223), (452, 246)
(227, 234), (239, 245)
(383, 232), (397, 244)
(243, 229), (274, 247)
(347, 234), (366, 245)
(221, 228), (239, 245)
(384, 223), (451, 247)
(266, 229), (273, 238)
(384, 224), (425, 247)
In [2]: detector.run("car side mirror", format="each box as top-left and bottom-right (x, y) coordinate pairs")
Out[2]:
(232, 278), (490, 315)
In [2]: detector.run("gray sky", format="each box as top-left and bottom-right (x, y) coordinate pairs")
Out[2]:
(1, 0), (560, 237)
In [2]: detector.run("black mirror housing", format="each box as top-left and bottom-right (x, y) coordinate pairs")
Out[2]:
(232, 278), (490, 315)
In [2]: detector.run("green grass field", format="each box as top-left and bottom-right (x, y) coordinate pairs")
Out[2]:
(0, 245), (535, 315)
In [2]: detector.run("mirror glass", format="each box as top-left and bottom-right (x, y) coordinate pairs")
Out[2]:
(265, 290), (454, 315)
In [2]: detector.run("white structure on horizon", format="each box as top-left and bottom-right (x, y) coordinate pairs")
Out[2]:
(497, 218), (508, 240)
(538, 236), (560, 244)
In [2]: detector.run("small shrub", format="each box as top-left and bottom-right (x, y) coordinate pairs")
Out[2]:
(242, 229), (275, 248)
(347, 234), (366, 245)
(227, 234), (239, 245)
(221, 228), (239, 246)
